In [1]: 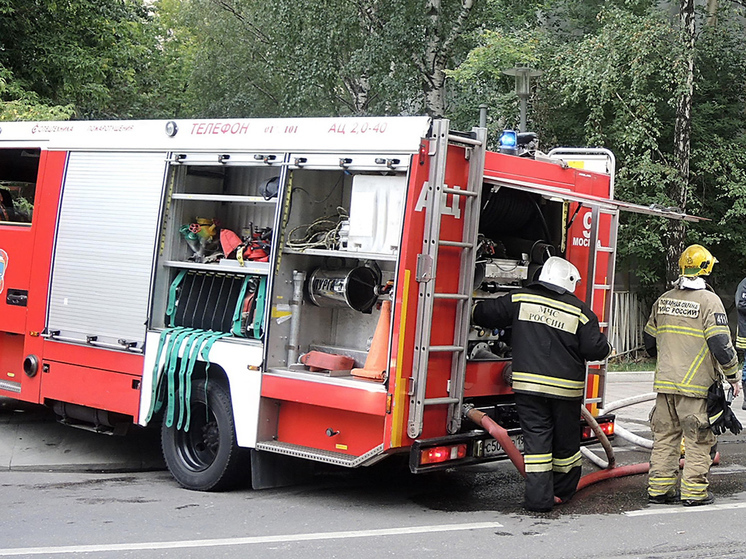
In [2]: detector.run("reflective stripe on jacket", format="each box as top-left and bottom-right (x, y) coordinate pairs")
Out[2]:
(644, 284), (739, 398)
(473, 282), (611, 400)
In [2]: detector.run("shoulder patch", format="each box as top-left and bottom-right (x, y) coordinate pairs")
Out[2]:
(657, 298), (700, 318)
(714, 313), (728, 326)
(517, 301), (580, 334)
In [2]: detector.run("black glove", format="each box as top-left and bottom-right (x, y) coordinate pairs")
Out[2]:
(707, 381), (743, 435)
(723, 404), (742, 436)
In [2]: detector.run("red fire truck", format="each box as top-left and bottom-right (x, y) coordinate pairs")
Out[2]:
(0, 116), (688, 490)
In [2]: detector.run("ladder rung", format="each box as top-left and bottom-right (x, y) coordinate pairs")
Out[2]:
(584, 397), (603, 404)
(428, 345), (465, 353)
(442, 186), (478, 197)
(438, 240), (475, 249)
(599, 321), (609, 328)
(593, 284), (611, 290)
(424, 397), (461, 406)
(447, 134), (482, 147)
(433, 293), (470, 300)
(597, 246), (614, 253)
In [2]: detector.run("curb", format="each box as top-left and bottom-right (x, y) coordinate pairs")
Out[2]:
(606, 370), (654, 383)
(0, 397), (165, 473)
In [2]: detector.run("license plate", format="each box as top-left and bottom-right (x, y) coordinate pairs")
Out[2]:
(483, 434), (524, 457)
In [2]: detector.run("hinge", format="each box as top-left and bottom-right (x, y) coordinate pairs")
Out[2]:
(416, 254), (434, 282)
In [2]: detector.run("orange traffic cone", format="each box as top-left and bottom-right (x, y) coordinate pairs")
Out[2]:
(351, 300), (391, 381)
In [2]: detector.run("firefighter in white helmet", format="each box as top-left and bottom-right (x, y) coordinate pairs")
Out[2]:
(473, 256), (611, 512)
(644, 244), (740, 506)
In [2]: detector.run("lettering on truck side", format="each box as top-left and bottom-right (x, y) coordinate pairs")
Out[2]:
(571, 211), (593, 247)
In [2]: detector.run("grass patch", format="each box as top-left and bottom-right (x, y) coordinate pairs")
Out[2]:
(607, 356), (655, 372)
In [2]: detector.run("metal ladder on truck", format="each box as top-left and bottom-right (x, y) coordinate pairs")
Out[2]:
(407, 121), (487, 439)
(583, 203), (619, 414)
(548, 147), (619, 414)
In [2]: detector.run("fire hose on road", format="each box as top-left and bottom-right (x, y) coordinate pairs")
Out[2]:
(463, 394), (720, 499)
(463, 406), (526, 478)
(580, 393), (656, 470)
(462, 403), (649, 495)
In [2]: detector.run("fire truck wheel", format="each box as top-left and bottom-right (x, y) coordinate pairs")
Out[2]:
(161, 379), (248, 491)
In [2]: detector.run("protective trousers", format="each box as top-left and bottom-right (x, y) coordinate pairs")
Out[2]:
(515, 393), (583, 511)
(648, 393), (715, 501)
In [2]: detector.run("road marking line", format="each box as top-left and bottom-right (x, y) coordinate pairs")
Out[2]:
(625, 501), (746, 517)
(710, 465), (746, 474)
(0, 522), (504, 556)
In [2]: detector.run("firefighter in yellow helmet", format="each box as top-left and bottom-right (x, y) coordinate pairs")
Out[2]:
(643, 244), (740, 506)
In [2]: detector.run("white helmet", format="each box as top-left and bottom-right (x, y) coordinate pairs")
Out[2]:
(538, 256), (581, 293)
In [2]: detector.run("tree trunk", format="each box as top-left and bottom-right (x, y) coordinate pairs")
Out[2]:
(423, 65), (447, 118)
(665, 0), (695, 284)
(343, 73), (371, 114)
(416, 0), (474, 117)
(706, 0), (718, 26)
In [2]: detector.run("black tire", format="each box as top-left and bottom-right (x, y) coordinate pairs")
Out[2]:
(161, 379), (248, 491)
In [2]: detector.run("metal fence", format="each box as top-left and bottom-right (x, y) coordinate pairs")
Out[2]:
(609, 291), (647, 358)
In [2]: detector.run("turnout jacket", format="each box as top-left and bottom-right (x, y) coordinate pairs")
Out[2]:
(735, 277), (746, 350)
(644, 279), (739, 398)
(473, 282), (611, 400)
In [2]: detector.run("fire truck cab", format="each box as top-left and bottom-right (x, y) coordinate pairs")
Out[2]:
(0, 116), (662, 490)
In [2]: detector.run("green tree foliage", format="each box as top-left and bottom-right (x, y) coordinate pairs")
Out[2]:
(446, 27), (544, 144)
(173, 0), (486, 118)
(0, 65), (75, 121)
(552, 3), (746, 291)
(174, 0), (371, 117)
(449, 2), (746, 293)
(547, 7), (685, 292)
(0, 0), (183, 119)
(687, 6), (746, 289)
(1, 0), (745, 297)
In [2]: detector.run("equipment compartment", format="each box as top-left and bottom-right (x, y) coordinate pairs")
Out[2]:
(467, 188), (567, 362)
(269, 166), (405, 380)
(161, 163), (279, 269)
(151, 158), (282, 333)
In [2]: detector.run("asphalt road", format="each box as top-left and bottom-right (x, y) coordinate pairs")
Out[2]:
(1, 372), (746, 558)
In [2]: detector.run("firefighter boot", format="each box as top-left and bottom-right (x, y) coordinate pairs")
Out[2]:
(682, 491), (714, 507)
(648, 489), (680, 505)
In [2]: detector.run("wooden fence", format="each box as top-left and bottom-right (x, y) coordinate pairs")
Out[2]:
(609, 291), (647, 358)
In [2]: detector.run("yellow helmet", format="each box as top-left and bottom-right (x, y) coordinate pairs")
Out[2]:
(679, 244), (717, 277)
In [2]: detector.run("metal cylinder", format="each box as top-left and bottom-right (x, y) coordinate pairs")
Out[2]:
(307, 267), (378, 312)
(23, 354), (39, 377)
(52, 401), (114, 428)
(479, 104), (488, 128)
(502, 237), (555, 264)
(287, 270), (306, 366)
